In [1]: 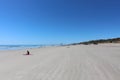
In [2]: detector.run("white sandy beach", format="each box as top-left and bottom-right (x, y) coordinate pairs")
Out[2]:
(0, 44), (120, 80)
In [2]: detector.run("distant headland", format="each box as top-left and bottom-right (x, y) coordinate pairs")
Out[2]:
(71, 37), (120, 45)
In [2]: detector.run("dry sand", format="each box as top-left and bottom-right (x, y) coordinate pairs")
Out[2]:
(0, 44), (120, 80)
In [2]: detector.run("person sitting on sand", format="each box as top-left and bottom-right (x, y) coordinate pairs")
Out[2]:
(26, 50), (30, 55)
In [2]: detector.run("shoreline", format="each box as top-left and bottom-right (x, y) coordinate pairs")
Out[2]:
(0, 43), (120, 51)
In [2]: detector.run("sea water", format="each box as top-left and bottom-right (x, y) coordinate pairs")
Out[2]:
(0, 45), (42, 50)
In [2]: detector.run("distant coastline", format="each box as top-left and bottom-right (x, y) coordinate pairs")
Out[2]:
(1, 37), (120, 50)
(71, 37), (120, 45)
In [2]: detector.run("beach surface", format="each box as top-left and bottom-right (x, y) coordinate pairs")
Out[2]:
(0, 44), (120, 80)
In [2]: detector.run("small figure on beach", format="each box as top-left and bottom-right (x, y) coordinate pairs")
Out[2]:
(26, 50), (30, 55)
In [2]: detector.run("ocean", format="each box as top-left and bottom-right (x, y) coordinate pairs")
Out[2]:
(0, 45), (42, 50)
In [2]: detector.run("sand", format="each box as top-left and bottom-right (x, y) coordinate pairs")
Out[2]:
(0, 44), (120, 80)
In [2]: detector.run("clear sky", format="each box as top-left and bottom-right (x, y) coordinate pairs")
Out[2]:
(0, 0), (120, 45)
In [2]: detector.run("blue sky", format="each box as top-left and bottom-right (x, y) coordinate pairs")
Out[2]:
(0, 0), (120, 44)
